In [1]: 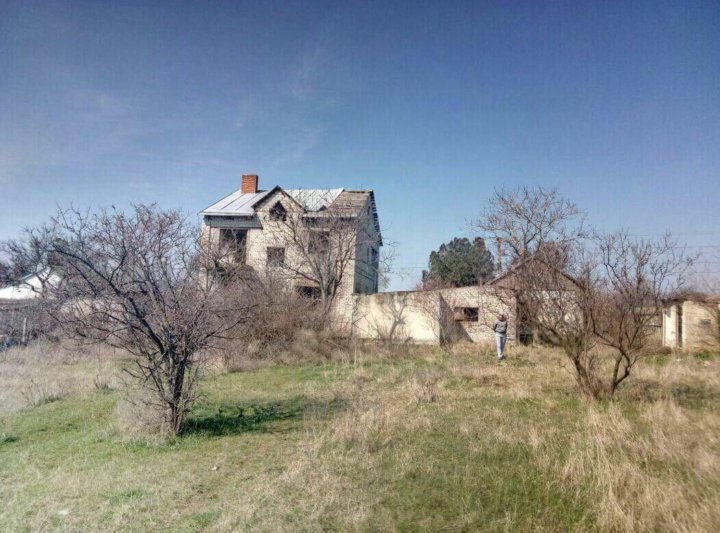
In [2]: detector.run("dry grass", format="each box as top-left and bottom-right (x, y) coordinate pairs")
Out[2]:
(0, 342), (123, 415)
(1, 341), (719, 531)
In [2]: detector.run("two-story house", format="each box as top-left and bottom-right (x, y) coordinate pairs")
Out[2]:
(201, 175), (382, 301)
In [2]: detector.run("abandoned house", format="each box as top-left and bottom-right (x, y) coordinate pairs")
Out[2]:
(200, 174), (516, 346)
(662, 296), (720, 352)
(201, 174), (382, 299)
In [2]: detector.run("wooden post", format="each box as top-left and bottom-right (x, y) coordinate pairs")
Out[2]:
(21, 317), (28, 345)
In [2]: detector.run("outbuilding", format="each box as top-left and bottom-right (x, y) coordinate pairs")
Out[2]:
(662, 297), (720, 352)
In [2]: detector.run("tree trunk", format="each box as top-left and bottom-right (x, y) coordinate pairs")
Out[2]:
(168, 356), (187, 435)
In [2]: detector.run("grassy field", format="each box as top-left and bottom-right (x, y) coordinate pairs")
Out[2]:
(1, 343), (719, 532)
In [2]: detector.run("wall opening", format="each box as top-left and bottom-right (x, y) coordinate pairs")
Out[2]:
(454, 307), (479, 322)
(219, 229), (247, 263)
(267, 247), (285, 267)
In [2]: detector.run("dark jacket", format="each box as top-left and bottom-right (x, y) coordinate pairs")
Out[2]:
(493, 320), (508, 335)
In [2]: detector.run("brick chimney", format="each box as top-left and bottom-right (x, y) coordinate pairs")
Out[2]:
(241, 174), (259, 194)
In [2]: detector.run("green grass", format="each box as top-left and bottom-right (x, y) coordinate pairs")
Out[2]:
(1, 348), (719, 531)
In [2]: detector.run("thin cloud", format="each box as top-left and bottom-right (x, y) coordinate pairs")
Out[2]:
(289, 45), (331, 100)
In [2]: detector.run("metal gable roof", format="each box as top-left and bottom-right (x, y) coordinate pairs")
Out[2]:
(201, 186), (381, 245)
(285, 188), (344, 211)
(200, 189), (273, 216)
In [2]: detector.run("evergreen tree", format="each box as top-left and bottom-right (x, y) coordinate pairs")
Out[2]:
(422, 237), (495, 288)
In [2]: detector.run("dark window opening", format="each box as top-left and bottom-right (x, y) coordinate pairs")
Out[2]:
(269, 202), (287, 221)
(296, 285), (322, 300)
(699, 318), (712, 328)
(308, 231), (330, 254)
(267, 247), (285, 267)
(219, 229), (246, 263)
(454, 307), (479, 322)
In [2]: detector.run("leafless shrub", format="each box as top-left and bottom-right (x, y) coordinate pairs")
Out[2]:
(212, 274), (337, 370)
(589, 232), (694, 396)
(478, 187), (694, 399)
(18, 204), (257, 435)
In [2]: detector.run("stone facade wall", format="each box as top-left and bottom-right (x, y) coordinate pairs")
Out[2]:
(201, 189), (371, 299)
(438, 287), (516, 345)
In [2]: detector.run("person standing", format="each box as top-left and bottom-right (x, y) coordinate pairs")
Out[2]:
(493, 314), (508, 361)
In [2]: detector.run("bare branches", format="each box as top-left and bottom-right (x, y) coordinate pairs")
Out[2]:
(475, 186), (694, 399)
(33, 204), (255, 434)
(260, 189), (381, 318)
(493, 228), (694, 398)
(590, 232), (696, 393)
(473, 186), (586, 266)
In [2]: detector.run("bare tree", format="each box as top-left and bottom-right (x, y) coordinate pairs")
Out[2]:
(0, 226), (64, 343)
(473, 186), (586, 268)
(0, 258), (11, 286)
(0, 224), (62, 296)
(262, 190), (382, 319)
(493, 232), (693, 399)
(589, 232), (694, 395)
(493, 243), (606, 397)
(36, 204), (252, 434)
(476, 187), (694, 398)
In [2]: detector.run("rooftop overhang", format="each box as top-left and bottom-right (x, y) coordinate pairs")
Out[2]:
(203, 215), (263, 229)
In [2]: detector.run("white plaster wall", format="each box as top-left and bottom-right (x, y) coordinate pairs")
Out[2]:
(344, 287), (515, 346)
(350, 291), (441, 344)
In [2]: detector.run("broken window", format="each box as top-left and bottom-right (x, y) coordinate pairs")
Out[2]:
(269, 202), (287, 222)
(296, 285), (321, 300)
(308, 231), (330, 254)
(266, 247), (285, 267)
(454, 307), (479, 322)
(219, 229), (246, 263)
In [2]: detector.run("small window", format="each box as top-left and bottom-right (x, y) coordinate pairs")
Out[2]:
(267, 247), (285, 267)
(454, 307), (479, 322)
(296, 285), (321, 300)
(308, 231), (330, 254)
(269, 202), (287, 222)
(371, 247), (378, 265)
(699, 319), (712, 328)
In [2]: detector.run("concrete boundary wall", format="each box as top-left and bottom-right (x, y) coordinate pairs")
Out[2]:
(342, 286), (516, 346)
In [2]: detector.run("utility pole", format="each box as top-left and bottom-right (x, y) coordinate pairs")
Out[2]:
(496, 237), (503, 273)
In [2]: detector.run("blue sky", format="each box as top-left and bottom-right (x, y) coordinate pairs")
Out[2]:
(1, 0), (719, 289)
